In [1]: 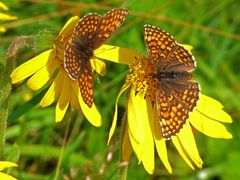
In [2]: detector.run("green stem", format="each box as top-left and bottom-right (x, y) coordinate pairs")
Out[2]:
(54, 109), (72, 180)
(119, 112), (128, 180)
(0, 49), (15, 159)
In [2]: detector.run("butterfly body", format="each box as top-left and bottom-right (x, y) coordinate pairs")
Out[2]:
(153, 71), (193, 81)
(64, 8), (129, 107)
(144, 24), (200, 139)
(71, 37), (93, 66)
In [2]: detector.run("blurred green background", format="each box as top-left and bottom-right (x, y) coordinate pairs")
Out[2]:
(1, 0), (240, 179)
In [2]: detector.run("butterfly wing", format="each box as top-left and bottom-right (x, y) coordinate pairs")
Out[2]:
(144, 24), (196, 71)
(64, 14), (102, 107)
(155, 81), (200, 139)
(64, 13), (101, 80)
(92, 8), (129, 49)
(78, 60), (94, 107)
(144, 24), (200, 139)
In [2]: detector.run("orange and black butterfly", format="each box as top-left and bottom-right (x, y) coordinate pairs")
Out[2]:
(64, 8), (129, 107)
(144, 25), (200, 139)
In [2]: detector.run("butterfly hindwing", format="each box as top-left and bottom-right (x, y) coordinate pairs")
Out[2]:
(155, 81), (200, 139)
(78, 60), (94, 107)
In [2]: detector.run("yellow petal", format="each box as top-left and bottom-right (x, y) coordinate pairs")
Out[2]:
(0, 161), (17, 171)
(108, 83), (130, 144)
(0, 172), (17, 180)
(58, 16), (79, 39)
(181, 44), (193, 52)
(0, 26), (6, 32)
(11, 49), (55, 84)
(140, 100), (155, 174)
(128, 127), (142, 163)
(55, 75), (70, 122)
(27, 56), (58, 90)
(190, 111), (233, 139)
(152, 105), (172, 173)
(70, 88), (80, 109)
(70, 81), (102, 127)
(0, 2), (9, 10)
(196, 94), (232, 123)
(177, 122), (203, 168)
(95, 44), (143, 65)
(39, 69), (63, 107)
(121, 123), (133, 162)
(0, 12), (17, 21)
(127, 92), (155, 173)
(90, 58), (106, 76)
(172, 136), (195, 170)
(127, 89), (145, 144)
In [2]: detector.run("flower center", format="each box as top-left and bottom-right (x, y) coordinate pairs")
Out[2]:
(126, 58), (157, 101)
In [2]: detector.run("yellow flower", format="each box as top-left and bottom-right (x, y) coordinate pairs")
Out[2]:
(0, 2), (17, 32)
(108, 48), (232, 174)
(10, 16), (139, 125)
(0, 161), (17, 180)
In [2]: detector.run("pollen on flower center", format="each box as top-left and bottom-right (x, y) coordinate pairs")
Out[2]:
(126, 58), (157, 101)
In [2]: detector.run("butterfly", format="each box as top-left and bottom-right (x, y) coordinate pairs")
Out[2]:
(64, 8), (129, 107)
(144, 24), (200, 139)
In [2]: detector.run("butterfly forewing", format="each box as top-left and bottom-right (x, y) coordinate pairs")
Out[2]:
(93, 8), (129, 49)
(144, 25), (196, 71)
(72, 13), (101, 43)
(144, 25), (177, 63)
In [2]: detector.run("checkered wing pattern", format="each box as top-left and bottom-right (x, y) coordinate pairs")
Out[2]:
(93, 8), (129, 49)
(144, 24), (195, 71)
(144, 24), (200, 139)
(71, 13), (101, 47)
(78, 60), (94, 107)
(156, 82), (200, 139)
(64, 8), (128, 108)
(64, 13), (101, 80)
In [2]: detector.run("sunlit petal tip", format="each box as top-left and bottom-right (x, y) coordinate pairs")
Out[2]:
(181, 44), (193, 52)
(0, 26), (6, 32)
(95, 44), (143, 65)
(144, 165), (154, 174)
(55, 77), (70, 122)
(177, 122), (203, 168)
(58, 16), (79, 38)
(153, 109), (173, 173)
(128, 129), (142, 162)
(0, 12), (17, 21)
(10, 49), (55, 84)
(196, 94), (233, 123)
(172, 136), (195, 170)
(90, 58), (106, 76)
(0, 161), (18, 171)
(190, 110), (233, 139)
(55, 102), (69, 122)
(0, 2), (9, 10)
(70, 81), (102, 127)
